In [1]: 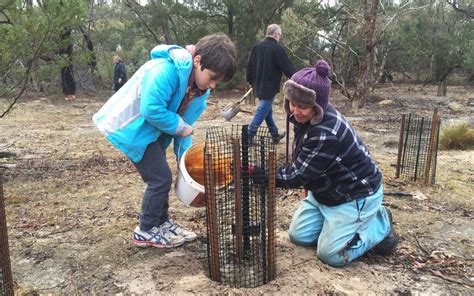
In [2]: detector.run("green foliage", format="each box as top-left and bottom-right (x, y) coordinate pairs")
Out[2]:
(439, 122), (474, 150)
(1, 0), (473, 112)
(383, 1), (473, 83)
(0, 0), (88, 98)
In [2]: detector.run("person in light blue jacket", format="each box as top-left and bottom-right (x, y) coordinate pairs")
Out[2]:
(93, 33), (237, 248)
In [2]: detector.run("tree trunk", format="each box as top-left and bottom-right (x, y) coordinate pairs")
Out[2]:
(437, 80), (447, 96)
(353, 0), (379, 108)
(60, 29), (76, 96)
(468, 70), (474, 82)
(227, 5), (234, 36)
(81, 28), (97, 72)
(161, 17), (172, 44)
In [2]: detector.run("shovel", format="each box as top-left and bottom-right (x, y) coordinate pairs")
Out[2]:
(222, 88), (253, 121)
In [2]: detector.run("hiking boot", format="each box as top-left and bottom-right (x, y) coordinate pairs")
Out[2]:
(247, 136), (257, 146)
(272, 132), (286, 144)
(162, 218), (197, 242)
(373, 207), (398, 255)
(132, 225), (185, 248)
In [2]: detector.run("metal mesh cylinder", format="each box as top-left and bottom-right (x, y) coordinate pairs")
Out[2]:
(204, 125), (276, 288)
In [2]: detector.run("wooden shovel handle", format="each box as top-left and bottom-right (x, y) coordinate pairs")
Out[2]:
(236, 88), (253, 104)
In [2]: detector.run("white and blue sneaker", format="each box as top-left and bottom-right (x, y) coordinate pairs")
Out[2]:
(132, 225), (185, 248)
(162, 219), (198, 242)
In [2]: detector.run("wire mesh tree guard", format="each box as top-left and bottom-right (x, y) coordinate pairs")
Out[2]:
(0, 175), (14, 296)
(396, 109), (441, 186)
(204, 125), (276, 288)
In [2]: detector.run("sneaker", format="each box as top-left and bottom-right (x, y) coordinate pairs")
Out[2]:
(132, 225), (185, 248)
(272, 132), (286, 144)
(373, 207), (398, 255)
(162, 219), (197, 242)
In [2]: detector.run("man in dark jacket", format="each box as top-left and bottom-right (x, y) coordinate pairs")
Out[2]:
(113, 55), (127, 91)
(246, 24), (296, 144)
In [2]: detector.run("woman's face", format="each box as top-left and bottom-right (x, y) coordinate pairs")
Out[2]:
(289, 100), (317, 123)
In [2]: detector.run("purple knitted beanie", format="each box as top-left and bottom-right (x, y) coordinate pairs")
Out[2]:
(283, 60), (331, 124)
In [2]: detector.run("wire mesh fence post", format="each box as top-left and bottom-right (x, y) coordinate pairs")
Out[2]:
(0, 175), (14, 296)
(414, 117), (425, 182)
(241, 125), (251, 251)
(396, 110), (440, 185)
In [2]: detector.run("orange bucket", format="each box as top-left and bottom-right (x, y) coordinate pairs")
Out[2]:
(184, 141), (233, 187)
(175, 142), (233, 207)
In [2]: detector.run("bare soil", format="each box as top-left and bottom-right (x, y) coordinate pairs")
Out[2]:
(1, 84), (473, 294)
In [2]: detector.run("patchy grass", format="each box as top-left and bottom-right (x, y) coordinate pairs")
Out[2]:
(439, 122), (474, 150)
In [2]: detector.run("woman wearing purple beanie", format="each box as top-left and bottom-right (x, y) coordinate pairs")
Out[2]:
(275, 60), (397, 267)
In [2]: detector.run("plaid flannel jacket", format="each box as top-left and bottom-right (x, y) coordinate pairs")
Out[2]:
(276, 105), (382, 206)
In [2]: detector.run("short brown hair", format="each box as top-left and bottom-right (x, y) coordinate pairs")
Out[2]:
(195, 32), (237, 82)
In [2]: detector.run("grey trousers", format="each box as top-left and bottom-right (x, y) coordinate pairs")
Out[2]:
(132, 139), (172, 231)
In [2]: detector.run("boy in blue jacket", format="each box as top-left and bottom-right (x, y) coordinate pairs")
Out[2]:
(93, 33), (237, 248)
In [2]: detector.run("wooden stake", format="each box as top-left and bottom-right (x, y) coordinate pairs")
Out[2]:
(396, 114), (406, 178)
(232, 138), (243, 262)
(0, 175), (14, 296)
(267, 152), (276, 281)
(204, 153), (220, 281)
(424, 109), (439, 186)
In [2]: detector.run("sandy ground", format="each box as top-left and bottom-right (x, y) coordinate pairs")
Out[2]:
(1, 84), (473, 294)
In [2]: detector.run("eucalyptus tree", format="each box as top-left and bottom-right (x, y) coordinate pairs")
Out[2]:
(283, 0), (434, 108)
(385, 0), (473, 95)
(0, 0), (87, 117)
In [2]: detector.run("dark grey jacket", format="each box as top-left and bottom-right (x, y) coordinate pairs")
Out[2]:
(246, 37), (296, 99)
(114, 61), (127, 91)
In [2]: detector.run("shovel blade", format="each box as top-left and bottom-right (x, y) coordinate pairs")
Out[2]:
(222, 104), (241, 121)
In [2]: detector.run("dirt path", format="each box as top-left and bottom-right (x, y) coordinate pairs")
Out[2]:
(1, 85), (473, 294)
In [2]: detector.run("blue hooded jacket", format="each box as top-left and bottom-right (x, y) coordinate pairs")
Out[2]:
(93, 45), (209, 162)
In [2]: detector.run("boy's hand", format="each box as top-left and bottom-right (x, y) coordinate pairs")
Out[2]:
(179, 125), (194, 137)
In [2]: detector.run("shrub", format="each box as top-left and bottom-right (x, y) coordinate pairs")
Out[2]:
(439, 122), (474, 150)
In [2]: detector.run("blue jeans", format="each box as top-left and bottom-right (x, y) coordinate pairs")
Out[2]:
(132, 139), (171, 231)
(248, 98), (279, 138)
(288, 185), (390, 267)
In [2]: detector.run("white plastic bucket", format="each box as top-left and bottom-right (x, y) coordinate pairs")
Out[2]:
(175, 148), (206, 207)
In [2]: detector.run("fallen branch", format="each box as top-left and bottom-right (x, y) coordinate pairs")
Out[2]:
(36, 223), (78, 238)
(385, 192), (413, 197)
(0, 143), (14, 152)
(292, 257), (318, 267)
(413, 234), (430, 255)
(429, 269), (473, 288)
